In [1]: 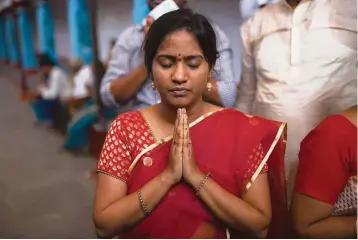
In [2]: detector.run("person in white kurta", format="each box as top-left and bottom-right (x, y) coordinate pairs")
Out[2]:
(239, 0), (279, 23)
(236, 0), (357, 201)
(72, 65), (94, 99)
(38, 66), (72, 102)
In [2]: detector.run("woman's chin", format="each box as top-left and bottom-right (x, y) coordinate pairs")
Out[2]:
(167, 98), (193, 109)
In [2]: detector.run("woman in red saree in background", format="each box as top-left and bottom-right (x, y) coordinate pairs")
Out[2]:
(93, 9), (290, 239)
(291, 105), (357, 238)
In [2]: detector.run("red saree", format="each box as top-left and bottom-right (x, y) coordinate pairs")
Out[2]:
(98, 108), (291, 238)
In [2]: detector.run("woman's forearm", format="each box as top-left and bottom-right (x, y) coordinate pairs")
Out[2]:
(94, 171), (175, 238)
(188, 171), (270, 236)
(302, 216), (356, 238)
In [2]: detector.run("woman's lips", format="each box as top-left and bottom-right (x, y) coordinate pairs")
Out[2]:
(169, 87), (190, 97)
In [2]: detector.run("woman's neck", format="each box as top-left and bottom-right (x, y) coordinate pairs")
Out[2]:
(156, 100), (208, 125)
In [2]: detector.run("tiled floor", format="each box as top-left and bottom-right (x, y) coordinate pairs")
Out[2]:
(0, 65), (97, 238)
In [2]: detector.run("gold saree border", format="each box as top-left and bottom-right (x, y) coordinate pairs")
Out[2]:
(127, 108), (226, 174)
(96, 170), (127, 183)
(245, 122), (287, 191)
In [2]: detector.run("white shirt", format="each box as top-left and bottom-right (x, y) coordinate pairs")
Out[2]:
(236, 0), (357, 199)
(240, 0), (279, 22)
(39, 67), (72, 101)
(72, 65), (94, 98)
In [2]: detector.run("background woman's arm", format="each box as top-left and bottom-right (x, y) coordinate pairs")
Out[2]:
(292, 194), (356, 238)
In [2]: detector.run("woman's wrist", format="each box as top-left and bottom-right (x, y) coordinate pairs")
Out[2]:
(159, 170), (178, 188)
(187, 169), (206, 189)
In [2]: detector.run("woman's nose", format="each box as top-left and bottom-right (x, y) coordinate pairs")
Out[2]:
(171, 63), (187, 83)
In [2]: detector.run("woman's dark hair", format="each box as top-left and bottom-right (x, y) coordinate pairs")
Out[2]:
(37, 53), (56, 67)
(143, 9), (218, 75)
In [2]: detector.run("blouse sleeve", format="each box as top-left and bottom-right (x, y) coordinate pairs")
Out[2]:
(243, 143), (268, 183)
(294, 127), (350, 205)
(97, 117), (132, 182)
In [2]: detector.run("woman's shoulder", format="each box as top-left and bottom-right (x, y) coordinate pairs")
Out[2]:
(110, 110), (144, 128)
(219, 108), (285, 127)
(304, 114), (356, 144)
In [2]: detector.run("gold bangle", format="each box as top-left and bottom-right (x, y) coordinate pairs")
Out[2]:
(137, 190), (150, 216)
(195, 172), (211, 197)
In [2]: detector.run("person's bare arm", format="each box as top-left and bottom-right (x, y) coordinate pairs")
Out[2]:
(100, 32), (147, 107)
(93, 172), (174, 238)
(291, 193), (357, 238)
(108, 63), (148, 103)
(188, 172), (271, 237)
(101, 20), (155, 107)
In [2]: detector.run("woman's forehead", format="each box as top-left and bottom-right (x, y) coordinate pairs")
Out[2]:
(157, 30), (203, 55)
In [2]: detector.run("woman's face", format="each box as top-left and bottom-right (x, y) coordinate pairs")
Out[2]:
(152, 29), (210, 109)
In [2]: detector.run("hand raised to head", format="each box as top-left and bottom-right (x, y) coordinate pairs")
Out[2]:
(144, 16), (154, 35)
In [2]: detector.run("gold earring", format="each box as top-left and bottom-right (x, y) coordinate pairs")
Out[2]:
(206, 81), (212, 92)
(150, 81), (155, 89)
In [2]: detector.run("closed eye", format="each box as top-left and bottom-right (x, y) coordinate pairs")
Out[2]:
(158, 59), (175, 69)
(187, 63), (200, 69)
(185, 55), (203, 69)
(156, 54), (204, 69)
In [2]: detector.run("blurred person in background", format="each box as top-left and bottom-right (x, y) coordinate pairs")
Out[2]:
(104, 39), (117, 68)
(67, 58), (94, 112)
(30, 53), (72, 127)
(236, 0), (357, 201)
(291, 105), (357, 238)
(239, 0), (278, 23)
(61, 60), (116, 154)
(100, 0), (237, 111)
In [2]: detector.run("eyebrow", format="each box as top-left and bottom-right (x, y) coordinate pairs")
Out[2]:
(156, 54), (204, 61)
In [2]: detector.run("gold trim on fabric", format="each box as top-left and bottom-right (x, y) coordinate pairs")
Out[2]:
(245, 122), (287, 191)
(128, 108), (226, 174)
(138, 110), (158, 142)
(96, 170), (127, 183)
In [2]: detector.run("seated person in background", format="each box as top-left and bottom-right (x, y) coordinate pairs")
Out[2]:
(291, 105), (357, 238)
(62, 60), (116, 154)
(31, 53), (72, 126)
(66, 58), (94, 112)
(93, 9), (289, 239)
(100, 0), (237, 111)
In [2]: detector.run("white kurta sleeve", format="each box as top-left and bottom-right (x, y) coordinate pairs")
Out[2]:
(236, 19), (257, 114)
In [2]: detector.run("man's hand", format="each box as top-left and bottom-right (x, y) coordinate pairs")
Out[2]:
(144, 16), (154, 36)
